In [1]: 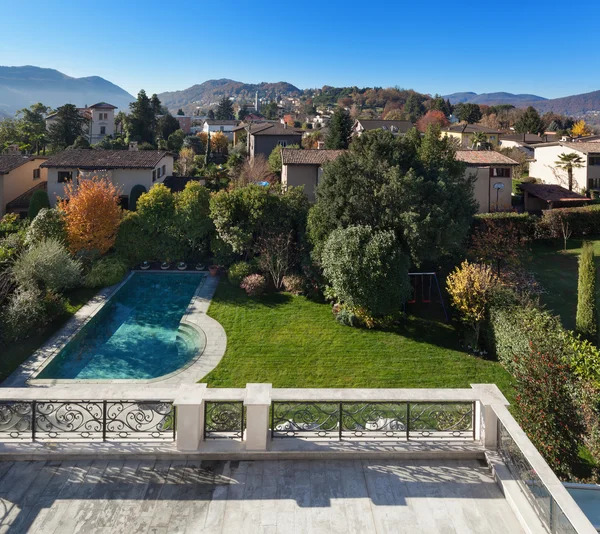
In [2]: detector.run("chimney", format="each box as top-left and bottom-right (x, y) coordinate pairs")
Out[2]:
(128, 141), (139, 151)
(283, 122), (287, 129)
(6, 144), (20, 155)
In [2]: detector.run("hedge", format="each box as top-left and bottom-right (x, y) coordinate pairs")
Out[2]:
(536, 204), (600, 239)
(576, 242), (597, 339)
(473, 212), (537, 239)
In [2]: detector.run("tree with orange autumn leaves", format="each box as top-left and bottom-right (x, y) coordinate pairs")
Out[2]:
(58, 176), (122, 254)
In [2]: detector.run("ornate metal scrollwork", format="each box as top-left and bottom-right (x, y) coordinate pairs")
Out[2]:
(341, 403), (407, 438)
(408, 402), (474, 439)
(0, 402), (32, 440)
(271, 402), (339, 438)
(105, 401), (175, 440)
(35, 401), (103, 440)
(204, 402), (245, 439)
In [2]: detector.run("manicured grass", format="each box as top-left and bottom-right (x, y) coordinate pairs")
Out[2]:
(0, 287), (98, 382)
(204, 282), (514, 401)
(528, 237), (600, 334)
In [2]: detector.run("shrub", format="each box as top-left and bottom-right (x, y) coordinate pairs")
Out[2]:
(227, 261), (255, 287)
(12, 238), (82, 292)
(25, 208), (67, 246)
(512, 342), (583, 479)
(43, 290), (67, 322)
(565, 331), (600, 387)
(576, 242), (597, 340)
(0, 213), (27, 238)
(335, 307), (358, 327)
(472, 212), (537, 238)
(1, 285), (46, 342)
(0, 232), (26, 270)
(321, 225), (410, 318)
(85, 257), (129, 288)
(114, 211), (155, 266)
(536, 205), (600, 240)
(282, 274), (305, 295)
(210, 235), (237, 267)
(446, 261), (498, 348)
(27, 189), (51, 219)
(240, 274), (267, 297)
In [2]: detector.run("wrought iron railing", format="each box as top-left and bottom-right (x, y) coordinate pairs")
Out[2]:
(0, 400), (176, 442)
(497, 419), (577, 534)
(271, 401), (475, 440)
(204, 401), (245, 439)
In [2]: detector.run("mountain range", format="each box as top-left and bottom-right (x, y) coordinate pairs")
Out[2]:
(443, 92), (547, 106)
(0, 66), (135, 115)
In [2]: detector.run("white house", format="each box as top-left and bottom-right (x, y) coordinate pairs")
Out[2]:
(45, 102), (117, 145)
(499, 133), (555, 158)
(0, 146), (47, 216)
(202, 120), (240, 141)
(529, 141), (600, 193)
(352, 119), (413, 137)
(41, 146), (174, 210)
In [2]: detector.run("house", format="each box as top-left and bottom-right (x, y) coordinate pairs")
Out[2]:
(529, 142), (600, 193)
(518, 182), (591, 212)
(202, 120), (240, 141)
(352, 119), (413, 136)
(0, 147), (48, 216)
(455, 150), (518, 213)
(499, 133), (554, 157)
(281, 149), (345, 202)
(45, 102), (117, 145)
(245, 123), (304, 159)
(172, 116), (193, 134)
(442, 124), (503, 148)
(41, 145), (174, 210)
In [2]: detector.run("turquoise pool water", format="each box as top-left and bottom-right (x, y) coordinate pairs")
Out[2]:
(566, 486), (600, 528)
(37, 273), (206, 380)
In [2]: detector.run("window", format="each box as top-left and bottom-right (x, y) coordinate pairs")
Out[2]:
(100, 126), (106, 135)
(277, 140), (288, 147)
(589, 178), (600, 189)
(98, 112), (108, 120)
(33, 169), (40, 180)
(162, 165), (166, 176)
(152, 169), (156, 182)
(490, 167), (511, 178)
(589, 156), (600, 166)
(57, 171), (72, 183)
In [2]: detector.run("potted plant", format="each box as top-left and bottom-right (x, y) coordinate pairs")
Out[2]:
(161, 260), (171, 270)
(208, 264), (219, 277)
(140, 261), (151, 270)
(195, 263), (206, 271)
(177, 261), (187, 271)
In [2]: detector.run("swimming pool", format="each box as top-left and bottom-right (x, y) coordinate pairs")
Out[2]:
(35, 272), (206, 380)
(565, 484), (600, 530)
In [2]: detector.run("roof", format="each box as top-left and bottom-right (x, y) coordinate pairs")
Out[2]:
(249, 123), (304, 137)
(355, 120), (413, 133)
(162, 175), (204, 193)
(88, 102), (117, 109)
(455, 150), (518, 166)
(281, 149), (345, 166)
(559, 142), (600, 155)
(500, 133), (553, 145)
(5, 181), (47, 210)
(444, 124), (504, 135)
(203, 120), (240, 126)
(41, 149), (171, 170)
(0, 154), (33, 174)
(518, 183), (592, 203)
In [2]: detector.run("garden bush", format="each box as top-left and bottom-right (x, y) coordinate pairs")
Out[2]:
(334, 306), (359, 327)
(227, 261), (255, 287)
(12, 238), (82, 292)
(0, 232), (26, 271)
(42, 290), (67, 322)
(536, 205), (600, 240)
(27, 189), (50, 219)
(0, 285), (46, 342)
(240, 274), (267, 297)
(114, 211), (155, 266)
(0, 213), (27, 238)
(321, 225), (410, 318)
(576, 242), (597, 340)
(472, 212), (537, 239)
(25, 208), (67, 246)
(282, 274), (305, 295)
(85, 257), (129, 288)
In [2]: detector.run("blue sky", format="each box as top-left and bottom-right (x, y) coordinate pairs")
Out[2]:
(1, 0), (598, 99)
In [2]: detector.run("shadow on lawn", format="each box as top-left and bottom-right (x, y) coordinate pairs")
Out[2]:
(211, 283), (293, 309)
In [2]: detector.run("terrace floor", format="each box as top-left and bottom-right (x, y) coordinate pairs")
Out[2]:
(0, 458), (524, 533)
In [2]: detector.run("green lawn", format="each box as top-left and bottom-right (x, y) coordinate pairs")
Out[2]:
(203, 282), (514, 401)
(528, 237), (600, 334)
(0, 287), (98, 382)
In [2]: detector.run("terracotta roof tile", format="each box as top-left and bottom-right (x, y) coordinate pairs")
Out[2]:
(455, 150), (518, 165)
(41, 149), (171, 170)
(281, 149), (345, 165)
(518, 183), (591, 203)
(0, 155), (32, 174)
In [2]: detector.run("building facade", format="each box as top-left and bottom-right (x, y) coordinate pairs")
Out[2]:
(0, 149), (47, 215)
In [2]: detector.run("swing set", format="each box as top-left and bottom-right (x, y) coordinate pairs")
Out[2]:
(405, 272), (449, 322)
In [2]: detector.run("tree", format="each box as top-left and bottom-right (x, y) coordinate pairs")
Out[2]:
(403, 94), (425, 122)
(446, 261), (498, 348)
(25, 208), (67, 245)
(454, 103), (482, 124)
(576, 241), (597, 340)
(262, 101), (279, 120)
(555, 152), (584, 191)
(428, 95), (452, 117)
(47, 104), (86, 150)
(127, 90), (157, 144)
(308, 127), (476, 266)
(205, 131), (212, 164)
(302, 131), (323, 149)
(257, 231), (298, 290)
(268, 143), (300, 174)
(183, 135), (204, 154)
(514, 106), (543, 134)
(416, 110), (449, 132)
(176, 147), (196, 176)
(383, 109), (405, 121)
(58, 176), (122, 254)
(215, 97), (235, 120)
(238, 103), (249, 121)
(570, 120), (593, 138)
(174, 181), (213, 259)
(235, 155), (275, 187)
(167, 129), (185, 152)
(177, 109), (185, 116)
(157, 113), (181, 141)
(470, 131), (488, 150)
(16, 103), (50, 154)
(27, 189), (50, 219)
(325, 107), (353, 149)
(322, 225), (410, 320)
(207, 109), (215, 120)
(211, 131), (229, 154)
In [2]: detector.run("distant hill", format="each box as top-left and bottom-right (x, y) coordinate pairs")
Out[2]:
(158, 78), (301, 113)
(0, 65), (136, 115)
(444, 91), (547, 106)
(530, 89), (600, 116)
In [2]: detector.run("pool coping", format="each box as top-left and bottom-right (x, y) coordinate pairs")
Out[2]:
(2, 271), (227, 388)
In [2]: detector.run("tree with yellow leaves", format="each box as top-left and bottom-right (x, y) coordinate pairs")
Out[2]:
(570, 120), (593, 138)
(211, 131), (229, 154)
(58, 176), (122, 255)
(446, 261), (498, 349)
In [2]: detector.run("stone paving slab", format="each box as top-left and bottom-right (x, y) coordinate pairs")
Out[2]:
(0, 459), (525, 533)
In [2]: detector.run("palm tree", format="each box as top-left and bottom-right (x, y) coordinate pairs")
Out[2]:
(555, 153), (584, 191)
(471, 131), (488, 150)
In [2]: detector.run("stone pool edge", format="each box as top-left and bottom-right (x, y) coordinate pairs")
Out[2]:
(2, 272), (226, 389)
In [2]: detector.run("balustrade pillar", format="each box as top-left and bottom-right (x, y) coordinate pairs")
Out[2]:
(174, 384), (207, 451)
(244, 383), (272, 451)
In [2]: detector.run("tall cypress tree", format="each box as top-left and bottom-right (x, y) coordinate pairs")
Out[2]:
(126, 90), (156, 144)
(325, 107), (353, 149)
(205, 131), (211, 164)
(576, 241), (597, 340)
